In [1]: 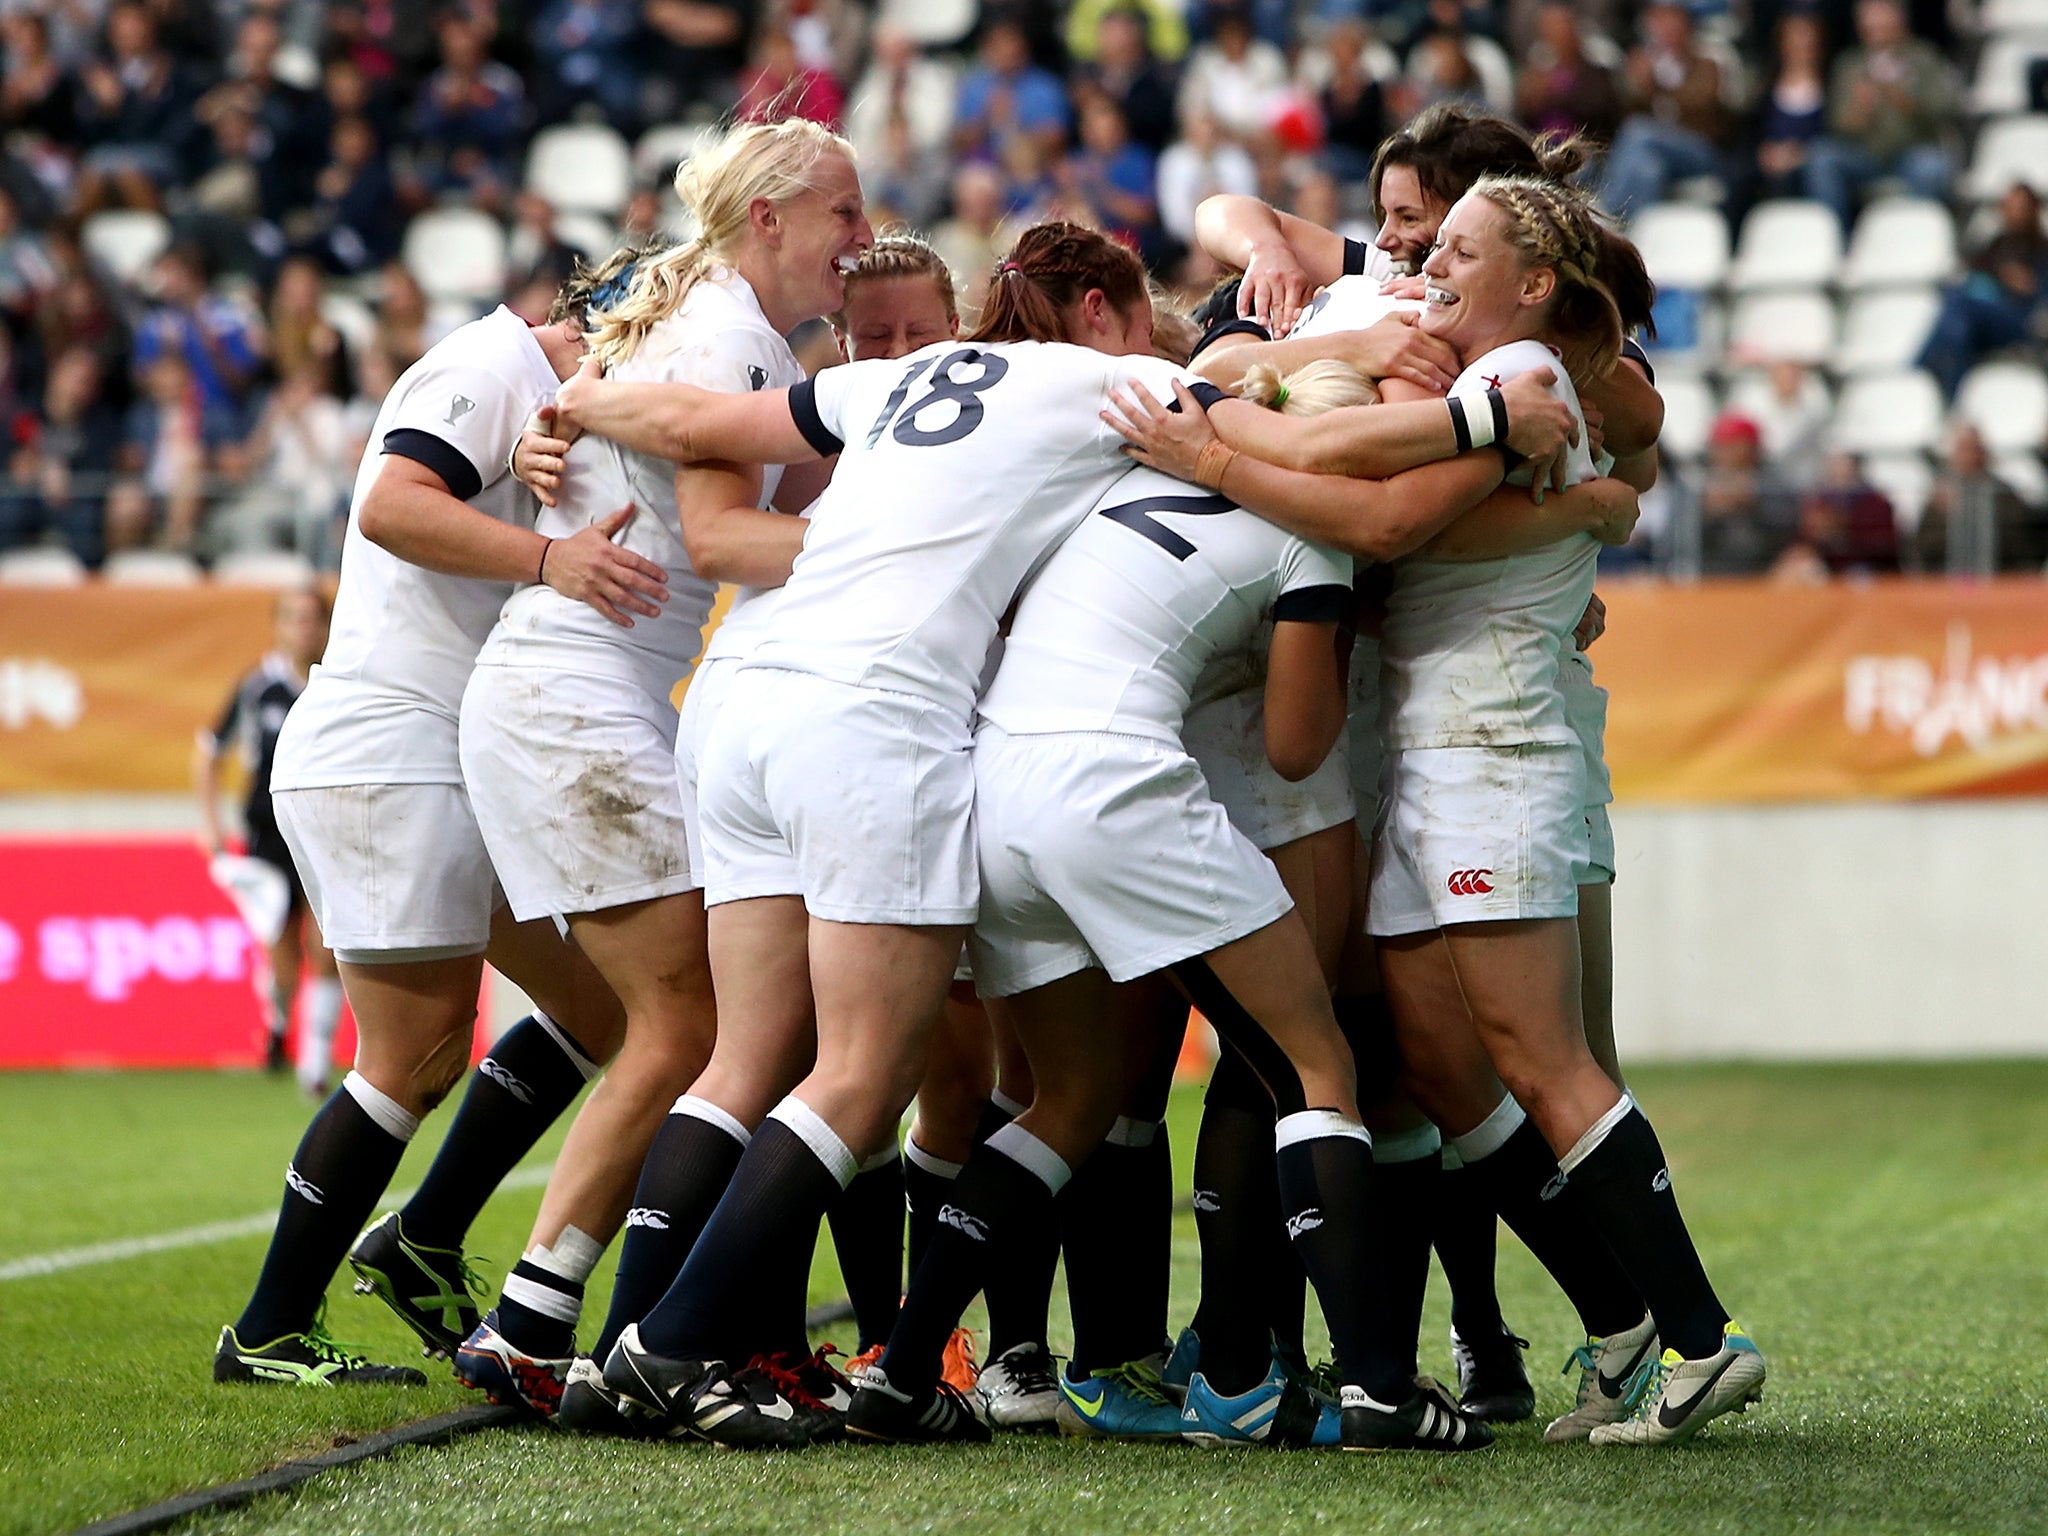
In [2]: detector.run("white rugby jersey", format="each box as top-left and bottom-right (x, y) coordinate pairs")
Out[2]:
(1380, 338), (1600, 751)
(978, 464), (1351, 743)
(1284, 275), (1417, 340)
(749, 339), (1208, 721)
(477, 272), (798, 700)
(273, 307), (558, 790)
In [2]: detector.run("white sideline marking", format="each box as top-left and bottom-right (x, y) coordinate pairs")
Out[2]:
(0, 1162), (555, 1283)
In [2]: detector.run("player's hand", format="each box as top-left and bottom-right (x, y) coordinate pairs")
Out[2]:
(542, 505), (669, 628)
(1378, 273), (1428, 301)
(1575, 589), (1610, 649)
(551, 355), (605, 439)
(1339, 311), (1459, 394)
(1103, 378), (1216, 483)
(513, 405), (577, 507)
(1500, 369), (1577, 502)
(1241, 239), (1314, 336)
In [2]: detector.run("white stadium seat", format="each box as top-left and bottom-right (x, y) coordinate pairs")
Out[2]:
(636, 122), (720, 187)
(1729, 200), (1842, 291)
(1630, 203), (1731, 291)
(1954, 359), (2048, 451)
(1969, 35), (2046, 116)
(525, 123), (633, 218)
(1984, 0), (2048, 32)
(1862, 452), (1934, 532)
(554, 211), (616, 263)
(1830, 370), (1947, 456)
(403, 207), (508, 305)
(1727, 290), (1837, 366)
(1993, 450), (2048, 504)
(0, 546), (87, 586)
(319, 292), (378, 355)
(1840, 199), (1958, 290)
(102, 550), (202, 586)
(1725, 366), (1835, 465)
(875, 0), (976, 47)
(1833, 289), (1943, 376)
(212, 550), (316, 586)
(1966, 114), (2048, 201)
(1655, 374), (1718, 463)
(81, 210), (171, 287)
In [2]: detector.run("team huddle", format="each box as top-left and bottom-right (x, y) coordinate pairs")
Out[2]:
(211, 102), (1768, 1457)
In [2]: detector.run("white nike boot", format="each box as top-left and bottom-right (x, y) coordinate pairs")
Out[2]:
(1589, 1324), (1767, 1447)
(1543, 1313), (1660, 1442)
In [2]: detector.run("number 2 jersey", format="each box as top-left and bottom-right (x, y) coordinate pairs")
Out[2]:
(979, 464), (1351, 743)
(761, 339), (1211, 722)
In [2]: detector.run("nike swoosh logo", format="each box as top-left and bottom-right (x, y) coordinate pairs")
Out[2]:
(758, 1397), (795, 1421)
(1657, 1354), (1738, 1428)
(1598, 1336), (1655, 1398)
(1068, 1388), (1106, 1419)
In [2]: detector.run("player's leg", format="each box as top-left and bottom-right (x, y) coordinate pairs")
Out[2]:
(1577, 877), (1623, 1088)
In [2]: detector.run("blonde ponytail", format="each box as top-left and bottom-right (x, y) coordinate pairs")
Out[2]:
(1237, 358), (1379, 415)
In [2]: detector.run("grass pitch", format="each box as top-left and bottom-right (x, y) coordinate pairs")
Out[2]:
(5, 1063), (2048, 1536)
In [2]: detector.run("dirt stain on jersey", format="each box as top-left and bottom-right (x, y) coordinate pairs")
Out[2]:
(568, 754), (681, 887)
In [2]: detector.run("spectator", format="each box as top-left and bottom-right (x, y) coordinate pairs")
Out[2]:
(265, 256), (346, 396)
(1157, 108), (1258, 250)
(194, 12), (324, 209)
(373, 261), (431, 372)
(932, 162), (1012, 322)
(406, 10), (525, 212)
(1746, 360), (1832, 489)
(1, 10), (80, 190)
(844, 24), (956, 168)
(1754, 11), (1829, 203)
(319, 53), (399, 150)
(35, 231), (129, 386)
(1693, 411), (1799, 575)
(1774, 450), (1899, 577)
(1515, 1), (1622, 145)
(1310, 20), (1388, 183)
(132, 245), (263, 427)
(1392, 29), (1494, 123)
(1599, 1), (1734, 220)
(737, 24), (844, 127)
(529, 0), (641, 131)
(641, 0), (754, 122)
(1066, 0), (1187, 67)
(119, 353), (235, 550)
(863, 113), (951, 230)
(212, 361), (357, 557)
(953, 14), (1070, 165)
(0, 186), (57, 344)
(1058, 93), (1158, 255)
(1918, 183), (2048, 400)
(1075, 5), (1180, 154)
(301, 113), (400, 276)
(1177, 0), (1288, 145)
(72, 3), (199, 213)
(0, 347), (123, 566)
(1914, 424), (2047, 575)
(507, 191), (583, 296)
(1802, 0), (1953, 228)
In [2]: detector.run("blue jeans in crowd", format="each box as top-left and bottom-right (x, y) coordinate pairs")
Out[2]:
(1600, 116), (1726, 220)
(1918, 276), (2034, 399)
(1800, 137), (1952, 228)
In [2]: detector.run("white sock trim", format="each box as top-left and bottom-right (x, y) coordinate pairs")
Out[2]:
(990, 1087), (1029, 1119)
(1104, 1116), (1159, 1149)
(769, 1096), (858, 1189)
(1439, 1143), (1464, 1171)
(1374, 1122), (1443, 1164)
(1275, 1109), (1372, 1152)
(525, 1224), (603, 1284)
(530, 1010), (602, 1084)
(673, 1094), (750, 1148)
(1559, 1092), (1636, 1177)
(857, 1144), (901, 1175)
(904, 1139), (964, 1179)
(985, 1122), (1072, 1195)
(502, 1271), (582, 1323)
(342, 1070), (419, 1142)
(1450, 1093), (1527, 1165)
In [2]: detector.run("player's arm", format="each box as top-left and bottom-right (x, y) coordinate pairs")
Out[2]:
(1579, 359), (1663, 464)
(771, 455), (834, 513)
(1194, 194), (1349, 334)
(1191, 313), (1461, 396)
(1263, 604), (1348, 781)
(1417, 477), (1641, 561)
(675, 460), (805, 586)
(552, 356), (822, 466)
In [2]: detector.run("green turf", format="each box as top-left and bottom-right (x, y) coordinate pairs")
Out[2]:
(5, 1063), (2047, 1536)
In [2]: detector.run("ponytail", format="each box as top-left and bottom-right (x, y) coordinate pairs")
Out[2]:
(964, 221), (1149, 346)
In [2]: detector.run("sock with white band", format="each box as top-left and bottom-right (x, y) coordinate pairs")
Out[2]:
(974, 1099), (1060, 1359)
(1372, 1122), (1442, 1378)
(1275, 1109), (1405, 1400)
(496, 1224), (604, 1358)
(903, 1137), (964, 1276)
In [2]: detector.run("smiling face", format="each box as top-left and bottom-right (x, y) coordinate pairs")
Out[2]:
(1375, 162), (1451, 274)
(1418, 192), (1553, 358)
(764, 150), (874, 323)
(839, 273), (957, 361)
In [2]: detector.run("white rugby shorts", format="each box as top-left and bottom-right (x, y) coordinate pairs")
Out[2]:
(459, 662), (698, 922)
(1184, 683), (1354, 852)
(674, 652), (740, 886)
(1345, 648), (1385, 841)
(697, 667), (978, 924)
(273, 782), (499, 963)
(1368, 743), (1587, 936)
(968, 726), (1295, 997)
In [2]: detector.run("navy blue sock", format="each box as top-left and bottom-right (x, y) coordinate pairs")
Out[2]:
(829, 1147), (905, 1352)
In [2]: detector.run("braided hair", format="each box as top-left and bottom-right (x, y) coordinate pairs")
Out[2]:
(1466, 174), (1625, 382)
(964, 221), (1149, 346)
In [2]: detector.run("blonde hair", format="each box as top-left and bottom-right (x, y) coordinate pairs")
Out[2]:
(831, 229), (958, 330)
(1237, 358), (1379, 414)
(1466, 174), (1624, 382)
(586, 117), (855, 367)
(1148, 282), (1202, 365)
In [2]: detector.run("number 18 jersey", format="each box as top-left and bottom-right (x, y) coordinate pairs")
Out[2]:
(978, 464), (1352, 744)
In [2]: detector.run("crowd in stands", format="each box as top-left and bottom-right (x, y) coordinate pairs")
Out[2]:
(0, 0), (2041, 581)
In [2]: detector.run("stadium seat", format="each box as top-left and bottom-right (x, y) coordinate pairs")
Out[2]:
(1630, 203), (1731, 291)
(319, 291), (378, 355)
(101, 550), (202, 586)
(212, 550), (316, 586)
(554, 211), (616, 263)
(1729, 200), (1842, 291)
(1969, 35), (2044, 116)
(81, 209), (171, 287)
(876, 0), (976, 47)
(1993, 449), (2048, 504)
(1834, 289), (1943, 375)
(1656, 374), (1718, 463)
(1954, 359), (2048, 451)
(1830, 370), (1947, 456)
(1966, 114), (2048, 202)
(1983, 0), (2048, 32)
(1862, 452), (1934, 532)
(0, 546), (87, 585)
(1727, 290), (1837, 366)
(525, 123), (633, 218)
(403, 208), (508, 305)
(636, 122), (720, 187)
(1840, 199), (1958, 290)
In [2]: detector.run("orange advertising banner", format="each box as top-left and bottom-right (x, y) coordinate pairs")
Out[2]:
(2, 578), (2045, 801)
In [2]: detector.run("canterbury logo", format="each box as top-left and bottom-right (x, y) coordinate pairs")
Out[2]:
(625, 1208), (670, 1230)
(1651, 1168), (1671, 1193)
(1446, 868), (1494, 896)
(1284, 1208), (1324, 1239)
(937, 1204), (989, 1241)
(478, 1059), (534, 1105)
(1539, 1171), (1568, 1202)
(284, 1167), (325, 1205)
(445, 393), (475, 425)
(1192, 1190), (1221, 1213)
